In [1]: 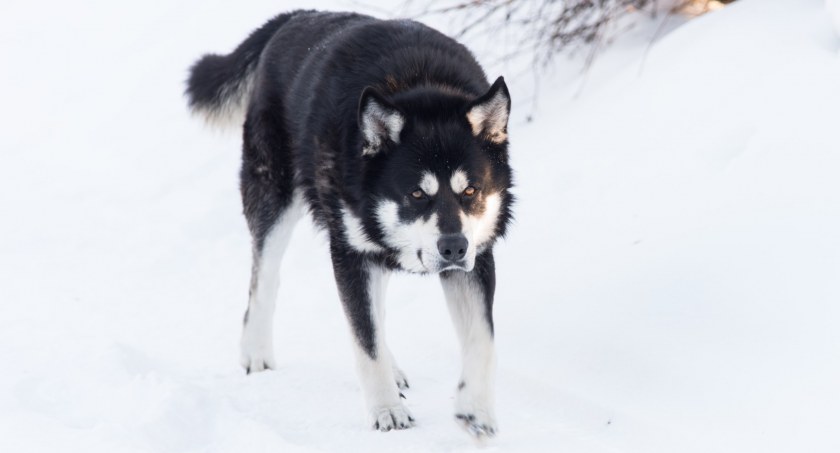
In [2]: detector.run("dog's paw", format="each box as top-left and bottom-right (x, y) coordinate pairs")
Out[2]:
(241, 354), (275, 374)
(455, 411), (497, 439)
(371, 404), (415, 432)
(240, 336), (275, 374)
(393, 366), (410, 390)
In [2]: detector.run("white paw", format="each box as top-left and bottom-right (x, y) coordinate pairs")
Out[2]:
(455, 407), (497, 438)
(455, 380), (497, 438)
(240, 331), (275, 374)
(371, 404), (415, 432)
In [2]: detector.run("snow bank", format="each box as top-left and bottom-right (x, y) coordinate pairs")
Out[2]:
(506, 0), (840, 451)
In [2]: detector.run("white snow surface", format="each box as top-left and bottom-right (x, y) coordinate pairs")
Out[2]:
(828, 0), (840, 37)
(1, 0), (839, 452)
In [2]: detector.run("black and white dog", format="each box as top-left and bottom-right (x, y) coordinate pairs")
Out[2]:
(186, 10), (513, 438)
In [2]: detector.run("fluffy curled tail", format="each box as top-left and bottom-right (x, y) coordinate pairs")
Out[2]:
(185, 11), (304, 129)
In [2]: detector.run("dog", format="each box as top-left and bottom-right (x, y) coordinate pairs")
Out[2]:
(186, 10), (513, 438)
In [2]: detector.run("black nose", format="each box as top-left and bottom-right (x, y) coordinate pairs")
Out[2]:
(437, 235), (468, 262)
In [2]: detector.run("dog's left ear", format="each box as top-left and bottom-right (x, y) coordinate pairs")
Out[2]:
(466, 76), (511, 144)
(358, 87), (405, 156)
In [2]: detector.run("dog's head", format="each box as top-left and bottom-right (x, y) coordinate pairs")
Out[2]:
(345, 77), (513, 273)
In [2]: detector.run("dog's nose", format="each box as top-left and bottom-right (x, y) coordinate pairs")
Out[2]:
(437, 235), (468, 262)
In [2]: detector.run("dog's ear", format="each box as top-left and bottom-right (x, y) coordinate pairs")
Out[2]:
(466, 76), (511, 144)
(358, 87), (405, 156)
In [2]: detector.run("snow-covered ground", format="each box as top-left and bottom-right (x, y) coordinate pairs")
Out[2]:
(1, 0), (838, 452)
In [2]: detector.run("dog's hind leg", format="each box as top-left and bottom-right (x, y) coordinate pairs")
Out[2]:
(240, 199), (302, 373)
(239, 104), (301, 374)
(330, 248), (414, 431)
(440, 250), (498, 438)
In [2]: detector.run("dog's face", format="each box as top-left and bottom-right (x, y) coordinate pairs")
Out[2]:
(350, 77), (513, 273)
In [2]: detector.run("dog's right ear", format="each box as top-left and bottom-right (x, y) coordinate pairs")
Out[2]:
(358, 87), (405, 156)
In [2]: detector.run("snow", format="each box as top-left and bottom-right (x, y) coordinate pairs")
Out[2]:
(1, 0), (839, 452)
(829, 0), (840, 37)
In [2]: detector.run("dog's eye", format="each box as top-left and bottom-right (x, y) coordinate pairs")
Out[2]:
(463, 186), (477, 197)
(411, 189), (425, 199)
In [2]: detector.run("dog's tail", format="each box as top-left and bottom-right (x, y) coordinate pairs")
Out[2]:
(185, 12), (302, 129)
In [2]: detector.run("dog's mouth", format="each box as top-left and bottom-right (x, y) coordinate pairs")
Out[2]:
(439, 262), (469, 272)
(416, 249), (471, 273)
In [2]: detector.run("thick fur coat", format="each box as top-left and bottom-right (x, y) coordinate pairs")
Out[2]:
(187, 10), (514, 438)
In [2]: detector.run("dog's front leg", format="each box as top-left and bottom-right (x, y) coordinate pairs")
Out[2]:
(330, 246), (414, 431)
(440, 249), (498, 438)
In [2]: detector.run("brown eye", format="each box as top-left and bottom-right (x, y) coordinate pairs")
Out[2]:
(463, 186), (477, 197)
(411, 189), (425, 199)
